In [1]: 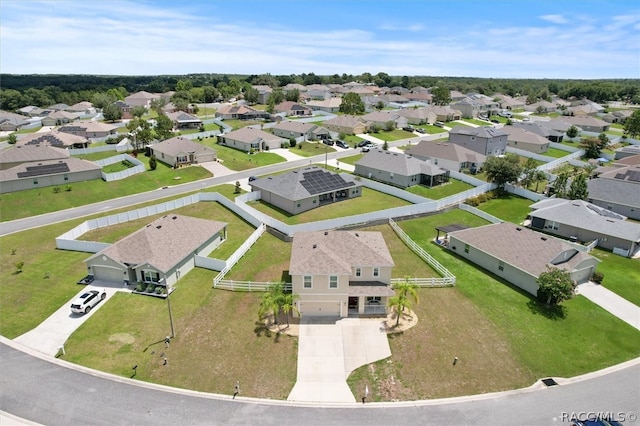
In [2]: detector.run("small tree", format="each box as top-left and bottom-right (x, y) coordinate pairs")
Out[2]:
(483, 154), (522, 191)
(13, 261), (24, 275)
(623, 109), (640, 138)
(383, 141), (389, 151)
(552, 171), (570, 198)
(533, 170), (547, 192)
(566, 125), (579, 139)
(536, 267), (576, 306)
(149, 155), (157, 170)
(7, 133), (17, 145)
(131, 106), (147, 118)
(375, 101), (385, 111)
(289, 138), (296, 148)
(580, 136), (605, 159)
(234, 181), (241, 193)
(568, 172), (588, 200)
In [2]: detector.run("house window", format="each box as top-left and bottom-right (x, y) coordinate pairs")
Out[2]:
(329, 275), (338, 289)
(471, 136), (476, 141)
(142, 270), (160, 283)
(390, 172), (394, 179)
(303, 275), (312, 289)
(297, 203), (301, 207)
(64, 174), (69, 181)
(33, 179), (38, 185)
(498, 261), (504, 271)
(373, 267), (380, 277)
(464, 244), (469, 253)
(366, 296), (381, 305)
(355, 267), (362, 277)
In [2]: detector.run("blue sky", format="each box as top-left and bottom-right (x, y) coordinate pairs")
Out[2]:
(1, 0), (638, 78)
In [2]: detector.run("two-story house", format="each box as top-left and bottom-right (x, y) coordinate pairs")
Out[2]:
(448, 126), (508, 156)
(290, 230), (395, 318)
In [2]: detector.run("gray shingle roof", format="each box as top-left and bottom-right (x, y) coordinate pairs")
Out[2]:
(529, 199), (640, 242)
(89, 215), (227, 273)
(0, 145), (69, 165)
(250, 166), (361, 201)
(449, 126), (507, 138)
(290, 230), (394, 275)
(587, 178), (640, 209)
(0, 157), (101, 181)
(17, 130), (87, 148)
(405, 141), (486, 164)
(355, 149), (446, 177)
(151, 137), (216, 157)
(448, 222), (597, 277)
(501, 126), (550, 146)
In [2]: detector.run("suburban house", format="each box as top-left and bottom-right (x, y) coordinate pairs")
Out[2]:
(270, 121), (330, 141)
(354, 149), (449, 188)
(161, 102), (197, 115)
(283, 83), (307, 93)
(511, 121), (565, 143)
(274, 101), (312, 116)
(405, 141), (485, 173)
(252, 85), (273, 104)
(448, 126), (508, 156)
(305, 98), (342, 113)
(215, 104), (270, 120)
(85, 215), (227, 288)
(58, 121), (118, 140)
(587, 163), (640, 220)
(452, 95), (500, 118)
(289, 230), (395, 317)
(0, 110), (30, 131)
(249, 166), (363, 215)
(150, 137), (216, 167)
(528, 198), (640, 257)
(362, 111), (408, 129)
(525, 100), (557, 113)
(615, 146), (640, 160)
(501, 126), (550, 153)
(165, 111), (202, 129)
(0, 144), (69, 171)
(567, 103), (603, 116)
(397, 108), (437, 125)
(404, 92), (432, 104)
(302, 89), (332, 101)
(124, 91), (161, 108)
(549, 116), (609, 133)
(217, 127), (287, 152)
(425, 105), (462, 122)
(446, 222), (600, 296)
(17, 130), (89, 149)
(323, 115), (367, 135)
(46, 103), (70, 111)
(66, 101), (96, 115)
(41, 110), (79, 127)
(0, 156), (102, 194)
(449, 90), (467, 102)
(496, 95), (525, 111)
(18, 106), (49, 117)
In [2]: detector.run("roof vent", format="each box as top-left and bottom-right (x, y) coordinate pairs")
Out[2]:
(541, 237), (547, 241)
(516, 227), (522, 231)
(156, 225), (162, 229)
(172, 216), (177, 220)
(312, 244), (317, 249)
(355, 233), (359, 237)
(324, 231), (328, 235)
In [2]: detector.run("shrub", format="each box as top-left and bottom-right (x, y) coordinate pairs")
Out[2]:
(155, 286), (163, 294)
(13, 261), (24, 274)
(146, 284), (155, 293)
(53, 186), (61, 193)
(592, 271), (604, 284)
(289, 138), (296, 148)
(65, 185), (72, 192)
(136, 283), (145, 292)
(149, 155), (157, 170)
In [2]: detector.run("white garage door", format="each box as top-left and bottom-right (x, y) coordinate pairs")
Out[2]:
(299, 301), (341, 317)
(92, 266), (124, 283)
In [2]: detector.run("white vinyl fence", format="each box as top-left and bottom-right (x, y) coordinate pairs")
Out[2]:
(458, 203), (503, 224)
(96, 154), (145, 181)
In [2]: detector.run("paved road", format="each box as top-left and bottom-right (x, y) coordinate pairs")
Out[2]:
(1, 339), (639, 425)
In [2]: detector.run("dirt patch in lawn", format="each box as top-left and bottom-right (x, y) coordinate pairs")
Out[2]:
(109, 333), (135, 345)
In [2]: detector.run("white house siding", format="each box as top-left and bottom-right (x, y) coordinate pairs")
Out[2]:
(508, 141), (549, 154)
(532, 221), (636, 253)
(354, 164), (416, 188)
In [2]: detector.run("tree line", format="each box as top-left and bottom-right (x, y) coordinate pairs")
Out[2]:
(1, 72), (638, 111)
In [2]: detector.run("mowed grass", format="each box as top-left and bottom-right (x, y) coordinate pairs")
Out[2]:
(477, 193), (533, 224)
(212, 143), (286, 171)
(338, 154), (364, 165)
(392, 212), (640, 388)
(0, 156), (211, 222)
(406, 179), (474, 199)
(248, 188), (411, 225)
(544, 147), (572, 158)
(369, 129), (416, 141)
(288, 141), (336, 158)
(61, 268), (298, 400)
(591, 248), (640, 306)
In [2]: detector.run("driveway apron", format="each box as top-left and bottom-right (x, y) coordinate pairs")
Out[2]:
(287, 317), (391, 403)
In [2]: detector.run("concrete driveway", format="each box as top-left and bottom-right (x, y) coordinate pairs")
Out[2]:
(13, 283), (127, 356)
(287, 317), (391, 403)
(577, 282), (640, 330)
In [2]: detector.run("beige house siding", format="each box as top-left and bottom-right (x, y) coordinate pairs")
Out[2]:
(507, 140), (550, 153)
(0, 168), (102, 194)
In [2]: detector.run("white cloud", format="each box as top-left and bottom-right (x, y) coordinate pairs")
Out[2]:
(540, 14), (568, 24)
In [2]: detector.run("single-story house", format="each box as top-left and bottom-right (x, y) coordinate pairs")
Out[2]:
(58, 121), (118, 140)
(397, 108), (437, 125)
(405, 141), (486, 173)
(404, 92), (432, 103)
(275, 101), (312, 116)
(305, 98), (342, 113)
(501, 126), (550, 153)
(0, 110), (30, 131)
(525, 100), (557, 113)
(446, 222), (599, 296)
(496, 95), (525, 111)
(361, 111), (408, 129)
(165, 111), (202, 129)
(567, 103), (603, 116)
(511, 122), (564, 143)
(252, 85), (273, 104)
(290, 230), (395, 317)
(614, 146), (640, 160)
(270, 121), (330, 141)
(18, 106), (49, 117)
(528, 198), (640, 257)
(587, 164), (640, 220)
(85, 215), (227, 288)
(303, 89), (332, 101)
(150, 136), (216, 167)
(41, 110), (79, 127)
(0, 144), (70, 171)
(46, 103), (70, 111)
(323, 115), (367, 135)
(124, 91), (161, 108)
(217, 127), (287, 152)
(17, 130), (89, 149)
(215, 104), (270, 120)
(424, 105), (462, 122)
(354, 149), (449, 188)
(551, 116), (609, 133)
(448, 126), (508, 156)
(249, 166), (363, 215)
(66, 101), (96, 115)
(0, 157), (102, 194)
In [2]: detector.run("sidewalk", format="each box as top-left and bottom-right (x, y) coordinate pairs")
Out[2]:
(577, 282), (640, 330)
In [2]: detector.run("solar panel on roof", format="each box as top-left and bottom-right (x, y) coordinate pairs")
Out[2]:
(300, 169), (355, 195)
(17, 162), (70, 178)
(627, 170), (640, 182)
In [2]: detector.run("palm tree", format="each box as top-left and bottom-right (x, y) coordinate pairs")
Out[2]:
(533, 170), (547, 193)
(393, 277), (420, 312)
(258, 283), (284, 326)
(280, 292), (300, 327)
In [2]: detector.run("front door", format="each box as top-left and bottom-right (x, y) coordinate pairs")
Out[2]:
(348, 297), (358, 310)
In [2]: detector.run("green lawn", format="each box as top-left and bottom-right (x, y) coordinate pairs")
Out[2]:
(591, 248), (640, 306)
(288, 141), (336, 158)
(195, 106), (217, 117)
(477, 193), (533, 224)
(336, 154), (363, 165)
(247, 188), (411, 225)
(488, 115), (509, 124)
(406, 179), (474, 199)
(212, 143), (286, 171)
(343, 135), (365, 147)
(0, 156), (212, 222)
(417, 125), (448, 134)
(368, 129), (415, 141)
(448, 121), (473, 128)
(544, 147), (571, 158)
(218, 119), (262, 130)
(462, 118), (492, 126)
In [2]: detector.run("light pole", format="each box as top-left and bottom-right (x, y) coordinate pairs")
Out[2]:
(167, 285), (175, 338)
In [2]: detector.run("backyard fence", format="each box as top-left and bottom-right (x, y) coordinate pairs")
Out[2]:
(213, 224), (267, 287)
(213, 279), (292, 292)
(96, 154), (145, 181)
(458, 203), (503, 224)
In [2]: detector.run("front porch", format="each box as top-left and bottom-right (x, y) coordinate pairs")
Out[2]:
(347, 281), (394, 317)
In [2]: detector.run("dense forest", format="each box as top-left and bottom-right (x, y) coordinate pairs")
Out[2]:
(1, 72), (639, 111)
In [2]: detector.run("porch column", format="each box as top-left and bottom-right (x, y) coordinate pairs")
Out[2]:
(358, 296), (365, 314)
